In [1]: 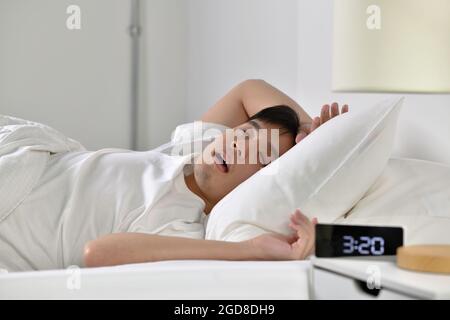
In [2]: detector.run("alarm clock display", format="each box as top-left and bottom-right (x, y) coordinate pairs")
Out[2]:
(315, 224), (404, 257)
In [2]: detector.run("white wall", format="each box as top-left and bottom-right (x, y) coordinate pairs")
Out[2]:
(0, 0), (133, 150)
(186, 0), (299, 121)
(137, 0), (187, 150)
(183, 0), (450, 165)
(2, 0), (448, 161)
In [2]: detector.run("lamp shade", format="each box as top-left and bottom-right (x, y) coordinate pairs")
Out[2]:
(332, 0), (450, 93)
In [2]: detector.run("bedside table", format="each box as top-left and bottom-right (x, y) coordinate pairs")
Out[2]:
(311, 257), (450, 299)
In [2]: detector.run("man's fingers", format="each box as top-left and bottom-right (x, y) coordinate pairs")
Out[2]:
(289, 222), (300, 231)
(288, 216), (316, 260)
(290, 210), (313, 230)
(295, 131), (308, 144)
(289, 222), (312, 244)
(316, 103), (349, 130)
(330, 102), (339, 118)
(310, 117), (321, 132)
(290, 214), (314, 240)
(320, 104), (330, 124)
(295, 209), (312, 226)
(289, 216), (302, 230)
(290, 210), (316, 228)
(291, 210), (316, 233)
(289, 221), (310, 234)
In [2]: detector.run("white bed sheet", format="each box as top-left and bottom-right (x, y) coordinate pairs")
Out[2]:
(0, 260), (312, 300)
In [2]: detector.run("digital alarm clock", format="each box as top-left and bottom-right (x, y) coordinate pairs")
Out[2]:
(315, 224), (404, 257)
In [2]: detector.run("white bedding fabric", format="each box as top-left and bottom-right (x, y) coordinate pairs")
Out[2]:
(0, 115), (85, 223)
(0, 260), (312, 300)
(335, 158), (450, 245)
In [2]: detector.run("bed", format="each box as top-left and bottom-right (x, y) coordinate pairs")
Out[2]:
(0, 260), (312, 300)
(1, 156), (449, 299)
(1, 98), (449, 300)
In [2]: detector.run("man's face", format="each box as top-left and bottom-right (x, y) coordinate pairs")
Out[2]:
(193, 119), (295, 202)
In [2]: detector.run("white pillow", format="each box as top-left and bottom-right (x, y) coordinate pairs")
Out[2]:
(334, 158), (450, 245)
(205, 97), (404, 242)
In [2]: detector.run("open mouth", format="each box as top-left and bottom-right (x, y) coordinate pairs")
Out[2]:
(213, 151), (229, 173)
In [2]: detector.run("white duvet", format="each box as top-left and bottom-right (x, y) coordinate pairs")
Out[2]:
(0, 115), (209, 271)
(0, 115), (85, 223)
(335, 158), (450, 245)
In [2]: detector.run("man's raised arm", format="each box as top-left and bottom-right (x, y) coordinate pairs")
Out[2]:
(200, 79), (312, 128)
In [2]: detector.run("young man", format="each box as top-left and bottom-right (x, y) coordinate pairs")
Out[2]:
(83, 80), (348, 267)
(0, 79), (347, 271)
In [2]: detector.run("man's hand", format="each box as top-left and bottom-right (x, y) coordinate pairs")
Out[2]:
(244, 209), (318, 260)
(295, 102), (349, 144)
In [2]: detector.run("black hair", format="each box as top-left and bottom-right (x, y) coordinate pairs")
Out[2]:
(248, 105), (300, 140)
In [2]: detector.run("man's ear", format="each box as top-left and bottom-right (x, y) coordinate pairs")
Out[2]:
(295, 131), (308, 144)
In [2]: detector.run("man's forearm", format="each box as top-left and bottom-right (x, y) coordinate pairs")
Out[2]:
(201, 79), (312, 128)
(240, 79), (312, 125)
(83, 233), (260, 268)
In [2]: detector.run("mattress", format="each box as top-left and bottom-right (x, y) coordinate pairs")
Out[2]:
(0, 260), (312, 300)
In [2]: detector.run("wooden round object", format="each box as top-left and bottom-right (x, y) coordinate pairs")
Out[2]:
(397, 245), (450, 274)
